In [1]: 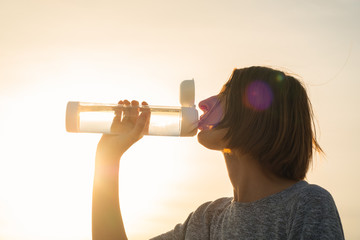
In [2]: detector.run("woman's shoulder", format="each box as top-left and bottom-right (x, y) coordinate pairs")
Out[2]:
(289, 181), (335, 203)
(196, 197), (233, 213)
(194, 197), (233, 218)
(285, 181), (339, 215)
(286, 181), (344, 239)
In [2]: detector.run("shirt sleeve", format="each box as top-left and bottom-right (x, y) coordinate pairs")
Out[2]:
(149, 212), (193, 240)
(288, 187), (345, 240)
(149, 200), (223, 240)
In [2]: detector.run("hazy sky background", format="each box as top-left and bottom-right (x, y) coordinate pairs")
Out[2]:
(0, 0), (359, 239)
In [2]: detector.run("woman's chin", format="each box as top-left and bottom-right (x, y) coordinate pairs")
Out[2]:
(197, 128), (228, 151)
(197, 132), (214, 150)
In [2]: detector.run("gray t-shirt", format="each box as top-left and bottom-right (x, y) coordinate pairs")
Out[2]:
(151, 181), (344, 240)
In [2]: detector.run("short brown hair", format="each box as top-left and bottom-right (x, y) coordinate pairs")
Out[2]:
(217, 66), (322, 180)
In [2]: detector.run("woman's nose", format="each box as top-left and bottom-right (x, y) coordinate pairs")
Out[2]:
(199, 95), (219, 113)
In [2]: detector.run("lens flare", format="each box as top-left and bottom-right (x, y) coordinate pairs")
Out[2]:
(245, 80), (273, 111)
(276, 73), (285, 83)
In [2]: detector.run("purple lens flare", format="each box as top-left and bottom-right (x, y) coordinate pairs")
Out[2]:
(245, 80), (273, 111)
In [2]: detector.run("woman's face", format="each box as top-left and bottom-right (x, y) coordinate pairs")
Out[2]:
(197, 95), (229, 150)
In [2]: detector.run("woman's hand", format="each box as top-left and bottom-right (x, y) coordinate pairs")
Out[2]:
(96, 100), (150, 160)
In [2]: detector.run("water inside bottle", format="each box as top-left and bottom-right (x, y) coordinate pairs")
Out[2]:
(79, 111), (114, 133)
(147, 108), (181, 136)
(78, 104), (182, 136)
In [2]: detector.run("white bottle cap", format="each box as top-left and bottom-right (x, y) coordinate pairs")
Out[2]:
(66, 101), (80, 132)
(180, 79), (198, 136)
(180, 107), (198, 136)
(180, 79), (195, 107)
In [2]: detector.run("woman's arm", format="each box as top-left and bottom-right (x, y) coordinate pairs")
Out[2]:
(92, 146), (125, 240)
(92, 100), (150, 240)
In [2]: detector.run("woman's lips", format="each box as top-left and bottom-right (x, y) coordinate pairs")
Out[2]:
(198, 109), (223, 130)
(198, 95), (224, 131)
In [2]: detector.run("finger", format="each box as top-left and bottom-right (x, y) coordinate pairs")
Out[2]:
(131, 110), (150, 138)
(114, 100), (124, 117)
(127, 100), (140, 122)
(111, 100), (124, 133)
(141, 101), (149, 109)
(122, 100), (131, 121)
(140, 101), (150, 113)
(143, 110), (150, 134)
(131, 100), (139, 106)
(123, 100), (130, 115)
(140, 101), (150, 133)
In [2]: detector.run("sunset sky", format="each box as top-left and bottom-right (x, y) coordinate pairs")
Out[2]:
(0, 0), (359, 239)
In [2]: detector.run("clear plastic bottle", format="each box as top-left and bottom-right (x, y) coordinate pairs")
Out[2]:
(65, 80), (198, 137)
(66, 102), (198, 136)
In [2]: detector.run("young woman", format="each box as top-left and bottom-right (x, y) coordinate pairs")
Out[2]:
(92, 66), (344, 239)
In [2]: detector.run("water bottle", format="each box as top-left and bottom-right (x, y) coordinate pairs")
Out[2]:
(65, 80), (198, 136)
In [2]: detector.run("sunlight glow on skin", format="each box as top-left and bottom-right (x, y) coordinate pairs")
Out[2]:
(222, 148), (232, 154)
(245, 81), (273, 111)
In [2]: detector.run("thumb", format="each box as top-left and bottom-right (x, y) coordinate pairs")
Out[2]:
(131, 111), (150, 139)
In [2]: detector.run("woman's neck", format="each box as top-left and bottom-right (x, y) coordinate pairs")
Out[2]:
(223, 151), (298, 203)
